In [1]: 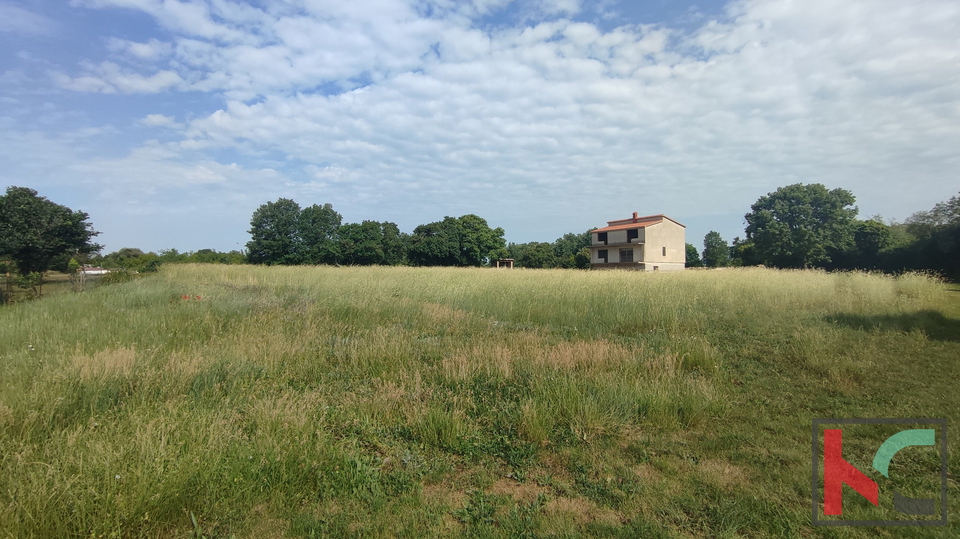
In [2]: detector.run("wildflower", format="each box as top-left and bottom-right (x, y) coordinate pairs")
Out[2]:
(195, 295), (201, 300)
(115, 474), (121, 480)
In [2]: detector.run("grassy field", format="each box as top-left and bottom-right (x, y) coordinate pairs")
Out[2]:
(0, 264), (957, 538)
(1, 271), (80, 303)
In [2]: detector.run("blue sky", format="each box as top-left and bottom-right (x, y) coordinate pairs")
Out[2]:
(1, 0), (958, 254)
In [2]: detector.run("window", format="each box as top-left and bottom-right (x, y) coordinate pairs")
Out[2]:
(597, 249), (608, 262)
(653, 266), (659, 271)
(662, 247), (666, 256)
(598, 232), (608, 245)
(627, 229), (639, 243)
(619, 248), (633, 263)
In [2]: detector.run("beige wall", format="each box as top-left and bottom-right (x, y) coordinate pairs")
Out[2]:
(590, 219), (685, 271)
(640, 221), (685, 268)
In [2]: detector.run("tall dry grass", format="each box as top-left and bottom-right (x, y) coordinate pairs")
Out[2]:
(0, 264), (955, 537)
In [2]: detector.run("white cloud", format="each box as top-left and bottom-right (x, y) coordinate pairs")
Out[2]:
(0, 3), (56, 35)
(140, 113), (181, 128)
(106, 37), (173, 60)
(37, 0), (960, 247)
(185, 1), (958, 228)
(53, 61), (183, 93)
(73, 0), (254, 42)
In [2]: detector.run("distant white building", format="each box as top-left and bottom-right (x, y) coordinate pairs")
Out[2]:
(590, 213), (686, 271)
(81, 266), (111, 275)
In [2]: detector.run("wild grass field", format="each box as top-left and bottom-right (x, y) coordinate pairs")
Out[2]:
(0, 264), (957, 538)
(1, 271), (82, 303)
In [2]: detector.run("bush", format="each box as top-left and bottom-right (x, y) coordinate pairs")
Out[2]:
(98, 269), (136, 285)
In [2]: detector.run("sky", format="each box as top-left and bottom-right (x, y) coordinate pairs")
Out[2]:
(1, 0), (958, 254)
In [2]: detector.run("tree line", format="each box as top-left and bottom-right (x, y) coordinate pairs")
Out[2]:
(95, 248), (247, 273)
(503, 232), (593, 269)
(684, 184), (960, 279)
(3, 183), (959, 302)
(244, 198), (508, 267)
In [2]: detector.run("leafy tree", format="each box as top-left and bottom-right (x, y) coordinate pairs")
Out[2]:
(517, 242), (557, 268)
(744, 183), (857, 268)
(729, 237), (759, 267)
(458, 214), (507, 267)
(553, 231), (592, 268)
(408, 215), (505, 267)
(702, 231), (730, 267)
(246, 198), (302, 265)
(488, 247), (511, 266)
(573, 248), (591, 269)
(379, 222), (408, 265)
(191, 249), (221, 264)
(854, 220), (891, 256)
(843, 219), (892, 269)
(102, 247), (147, 269)
(158, 249), (187, 263)
(906, 195), (959, 239)
(685, 243), (702, 267)
(408, 217), (462, 266)
(338, 221), (385, 265)
(300, 203), (342, 265)
(0, 186), (101, 296)
(506, 242), (531, 265)
(897, 192), (960, 277)
(336, 221), (409, 265)
(67, 257), (88, 292)
(97, 247), (246, 272)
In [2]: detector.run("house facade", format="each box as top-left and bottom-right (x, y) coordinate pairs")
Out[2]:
(590, 213), (685, 271)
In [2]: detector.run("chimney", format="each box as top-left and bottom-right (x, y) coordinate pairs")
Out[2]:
(632, 212), (638, 222)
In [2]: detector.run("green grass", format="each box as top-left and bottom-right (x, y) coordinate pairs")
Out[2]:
(0, 265), (957, 538)
(1, 271), (83, 303)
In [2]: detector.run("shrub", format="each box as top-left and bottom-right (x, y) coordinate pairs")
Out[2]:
(98, 269), (136, 285)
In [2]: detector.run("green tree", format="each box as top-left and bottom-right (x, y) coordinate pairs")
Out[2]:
(458, 214), (507, 267)
(158, 249), (186, 263)
(338, 221), (385, 265)
(728, 237), (758, 267)
(685, 243), (702, 267)
(506, 242), (530, 265)
(408, 217), (462, 266)
(408, 215), (505, 267)
(905, 194), (959, 239)
(838, 219), (892, 269)
(102, 247), (147, 269)
(246, 198), (302, 265)
(488, 247), (510, 266)
(553, 231), (592, 268)
(702, 231), (730, 267)
(190, 249), (222, 264)
(300, 203), (342, 264)
(0, 186), (101, 296)
(379, 222), (408, 265)
(517, 242), (557, 268)
(744, 183), (857, 268)
(897, 192), (960, 277)
(573, 247), (591, 269)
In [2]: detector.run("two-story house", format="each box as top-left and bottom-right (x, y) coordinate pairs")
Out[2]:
(590, 213), (685, 270)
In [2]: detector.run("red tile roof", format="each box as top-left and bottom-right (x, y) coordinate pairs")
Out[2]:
(592, 214), (684, 234)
